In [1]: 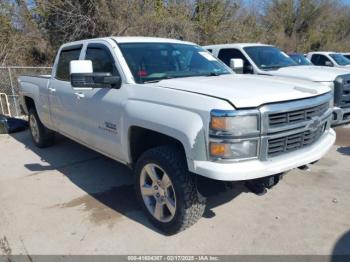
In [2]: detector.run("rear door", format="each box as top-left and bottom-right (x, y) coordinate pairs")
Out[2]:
(48, 44), (85, 138)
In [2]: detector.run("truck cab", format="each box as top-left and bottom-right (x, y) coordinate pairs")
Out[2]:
(205, 43), (350, 126)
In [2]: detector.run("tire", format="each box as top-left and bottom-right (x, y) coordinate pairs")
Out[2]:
(135, 146), (206, 235)
(28, 108), (55, 148)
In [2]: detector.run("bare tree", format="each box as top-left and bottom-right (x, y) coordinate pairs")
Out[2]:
(1, 0), (350, 65)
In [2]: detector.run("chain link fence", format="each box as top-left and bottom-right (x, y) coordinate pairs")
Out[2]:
(0, 66), (52, 117)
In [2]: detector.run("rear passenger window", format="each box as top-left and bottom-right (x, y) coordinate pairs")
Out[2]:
(85, 46), (119, 76)
(56, 47), (82, 81)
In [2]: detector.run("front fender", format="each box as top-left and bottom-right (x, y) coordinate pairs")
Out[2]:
(122, 100), (207, 172)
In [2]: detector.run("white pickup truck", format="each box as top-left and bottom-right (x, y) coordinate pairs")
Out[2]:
(307, 52), (350, 69)
(19, 37), (335, 234)
(205, 43), (350, 126)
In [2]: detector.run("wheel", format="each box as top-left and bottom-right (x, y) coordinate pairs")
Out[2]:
(28, 108), (55, 148)
(135, 146), (206, 235)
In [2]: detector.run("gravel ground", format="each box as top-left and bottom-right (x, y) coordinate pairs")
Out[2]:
(0, 126), (349, 256)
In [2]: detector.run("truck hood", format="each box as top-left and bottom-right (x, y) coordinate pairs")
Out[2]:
(154, 74), (330, 108)
(269, 65), (350, 81)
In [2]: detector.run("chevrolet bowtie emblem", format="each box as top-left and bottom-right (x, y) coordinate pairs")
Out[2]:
(307, 117), (321, 131)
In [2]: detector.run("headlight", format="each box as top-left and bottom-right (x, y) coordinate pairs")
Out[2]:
(318, 82), (334, 107)
(210, 140), (258, 160)
(209, 110), (260, 160)
(210, 110), (260, 136)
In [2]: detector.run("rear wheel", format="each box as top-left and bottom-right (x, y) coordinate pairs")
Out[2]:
(135, 146), (206, 235)
(28, 108), (54, 148)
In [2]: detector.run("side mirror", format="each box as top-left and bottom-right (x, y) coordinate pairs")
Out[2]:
(70, 60), (121, 89)
(229, 58), (244, 74)
(325, 61), (333, 67)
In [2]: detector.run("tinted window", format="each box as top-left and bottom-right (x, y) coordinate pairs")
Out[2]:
(289, 54), (312, 65)
(329, 53), (350, 66)
(217, 48), (253, 73)
(311, 54), (332, 66)
(243, 46), (296, 70)
(118, 43), (230, 84)
(56, 48), (82, 81)
(86, 46), (119, 75)
(344, 55), (350, 60)
(207, 49), (213, 53)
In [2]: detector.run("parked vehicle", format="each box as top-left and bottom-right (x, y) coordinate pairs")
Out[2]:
(288, 53), (313, 65)
(306, 52), (350, 69)
(19, 37), (335, 234)
(205, 43), (350, 126)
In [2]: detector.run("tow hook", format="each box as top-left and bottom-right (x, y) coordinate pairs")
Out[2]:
(245, 173), (283, 196)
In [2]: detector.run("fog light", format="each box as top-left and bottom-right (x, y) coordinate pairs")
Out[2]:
(210, 140), (258, 160)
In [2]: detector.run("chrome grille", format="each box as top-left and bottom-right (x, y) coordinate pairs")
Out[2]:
(335, 75), (350, 108)
(340, 80), (350, 108)
(268, 103), (328, 128)
(267, 124), (326, 157)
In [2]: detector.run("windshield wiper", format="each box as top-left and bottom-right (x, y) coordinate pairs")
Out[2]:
(206, 72), (220, 76)
(143, 79), (161, 83)
(262, 65), (283, 69)
(143, 74), (201, 83)
(205, 71), (229, 77)
(143, 75), (175, 83)
(143, 72), (225, 83)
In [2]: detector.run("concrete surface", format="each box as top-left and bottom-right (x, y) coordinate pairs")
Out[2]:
(0, 127), (349, 255)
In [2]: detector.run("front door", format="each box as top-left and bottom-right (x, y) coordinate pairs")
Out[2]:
(70, 42), (127, 160)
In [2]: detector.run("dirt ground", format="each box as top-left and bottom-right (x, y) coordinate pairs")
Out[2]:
(0, 126), (349, 255)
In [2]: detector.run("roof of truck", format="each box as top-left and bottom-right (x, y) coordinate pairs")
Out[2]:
(112, 36), (195, 45)
(307, 51), (337, 55)
(60, 36), (196, 48)
(204, 43), (271, 49)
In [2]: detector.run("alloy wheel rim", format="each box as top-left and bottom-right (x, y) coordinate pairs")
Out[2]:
(140, 163), (176, 223)
(29, 115), (39, 143)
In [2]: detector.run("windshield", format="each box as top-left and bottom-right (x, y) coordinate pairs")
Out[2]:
(118, 43), (231, 83)
(289, 54), (312, 65)
(329, 53), (350, 66)
(243, 46), (297, 70)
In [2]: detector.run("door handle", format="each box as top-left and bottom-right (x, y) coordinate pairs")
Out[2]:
(75, 92), (85, 100)
(48, 87), (56, 93)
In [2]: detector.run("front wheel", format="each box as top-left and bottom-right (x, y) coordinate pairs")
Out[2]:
(135, 146), (206, 235)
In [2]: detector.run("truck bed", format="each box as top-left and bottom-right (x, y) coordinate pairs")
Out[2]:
(19, 75), (51, 94)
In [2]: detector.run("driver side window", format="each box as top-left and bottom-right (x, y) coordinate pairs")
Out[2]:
(311, 54), (332, 66)
(85, 44), (120, 76)
(217, 48), (253, 74)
